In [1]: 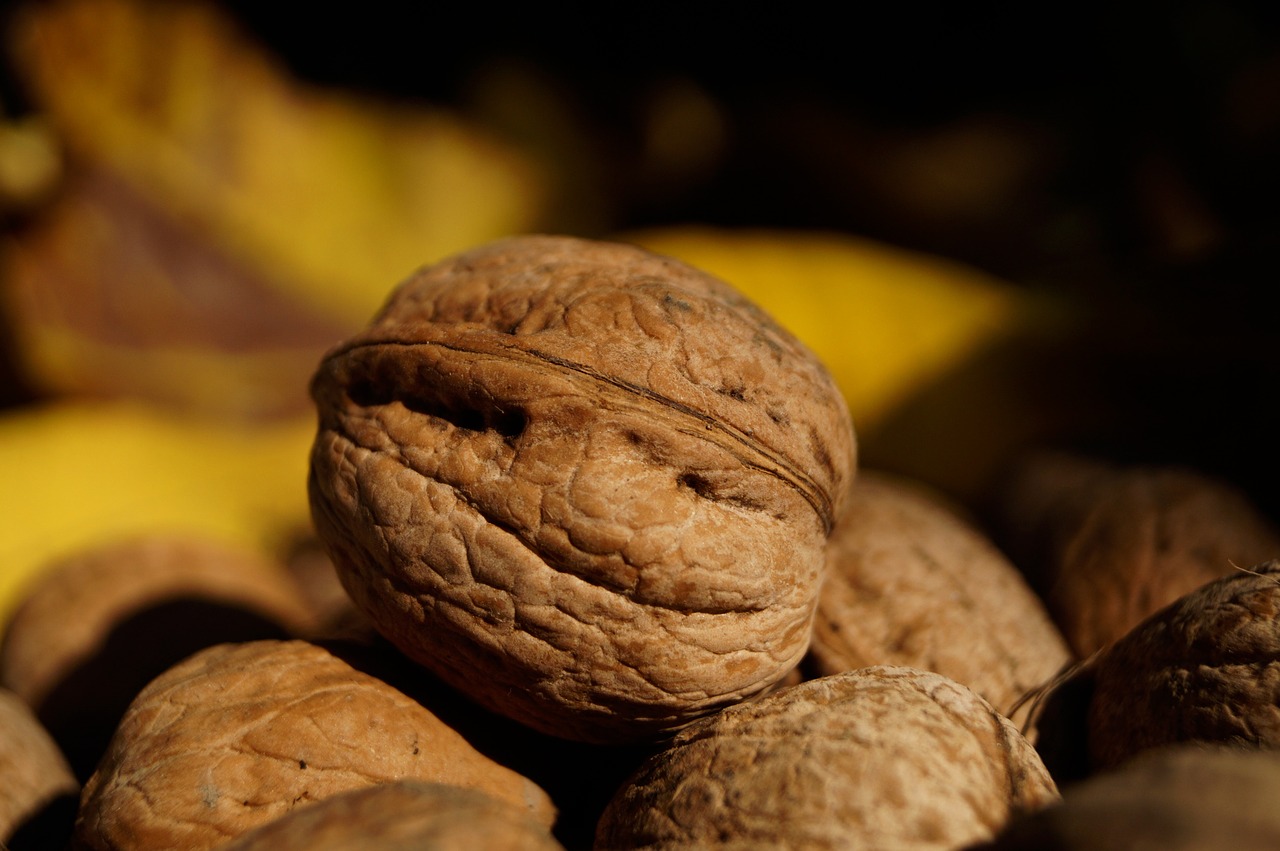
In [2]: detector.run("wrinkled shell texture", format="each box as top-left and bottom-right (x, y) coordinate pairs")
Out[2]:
(0, 688), (77, 840)
(74, 640), (554, 851)
(809, 470), (1071, 724)
(1088, 561), (1280, 771)
(0, 534), (317, 708)
(594, 666), (1058, 851)
(222, 781), (565, 851)
(308, 235), (856, 742)
(976, 744), (1280, 850)
(999, 454), (1280, 657)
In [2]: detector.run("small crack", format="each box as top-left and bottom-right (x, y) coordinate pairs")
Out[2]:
(324, 335), (836, 532)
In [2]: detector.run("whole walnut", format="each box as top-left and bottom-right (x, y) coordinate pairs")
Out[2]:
(808, 470), (1071, 728)
(595, 667), (1059, 850)
(308, 235), (856, 742)
(996, 452), (1280, 657)
(74, 640), (555, 851)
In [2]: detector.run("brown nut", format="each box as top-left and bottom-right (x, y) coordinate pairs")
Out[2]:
(0, 687), (77, 848)
(74, 640), (555, 851)
(1084, 560), (1280, 771)
(281, 531), (378, 642)
(221, 778), (565, 849)
(996, 452), (1280, 657)
(973, 744), (1280, 850)
(0, 534), (318, 781)
(594, 666), (1059, 851)
(307, 235), (856, 742)
(808, 470), (1071, 729)
(221, 781), (565, 851)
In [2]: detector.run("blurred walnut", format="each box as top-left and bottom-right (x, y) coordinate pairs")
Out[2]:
(1085, 560), (1280, 771)
(0, 534), (318, 780)
(974, 744), (1280, 850)
(0, 687), (77, 848)
(308, 235), (855, 742)
(595, 667), (1058, 850)
(809, 470), (1070, 728)
(74, 640), (555, 851)
(222, 781), (565, 851)
(1031, 560), (1280, 784)
(281, 532), (376, 642)
(996, 452), (1280, 656)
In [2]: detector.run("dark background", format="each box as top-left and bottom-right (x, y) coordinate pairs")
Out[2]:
(216, 3), (1280, 259)
(171, 2), (1280, 514)
(3, 1), (1279, 514)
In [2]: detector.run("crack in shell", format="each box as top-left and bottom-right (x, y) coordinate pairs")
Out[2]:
(332, 430), (768, 618)
(316, 334), (836, 533)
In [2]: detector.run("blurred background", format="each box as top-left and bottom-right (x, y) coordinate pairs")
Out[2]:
(1, 0), (1278, 610)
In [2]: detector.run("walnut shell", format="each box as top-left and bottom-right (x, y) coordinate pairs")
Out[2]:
(594, 666), (1059, 850)
(0, 687), (77, 847)
(808, 470), (1071, 727)
(221, 781), (565, 851)
(1085, 560), (1280, 771)
(974, 744), (1280, 850)
(0, 534), (318, 780)
(282, 532), (377, 642)
(996, 453), (1280, 657)
(308, 235), (856, 742)
(74, 640), (555, 851)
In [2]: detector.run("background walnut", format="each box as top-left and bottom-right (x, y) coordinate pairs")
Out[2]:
(1084, 560), (1280, 771)
(972, 744), (1280, 850)
(74, 640), (555, 851)
(222, 781), (565, 851)
(995, 452), (1280, 657)
(808, 469), (1071, 729)
(0, 534), (319, 781)
(0, 687), (77, 849)
(308, 235), (856, 742)
(595, 666), (1058, 851)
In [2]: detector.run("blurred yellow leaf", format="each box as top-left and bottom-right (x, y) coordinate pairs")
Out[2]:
(2, 167), (352, 419)
(8, 0), (551, 324)
(624, 227), (1022, 433)
(0, 163), (353, 417)
(0, 113), (60, 211)
(0, 401), (314, 626)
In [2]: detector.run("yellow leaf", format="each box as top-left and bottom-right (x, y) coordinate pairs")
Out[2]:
(0, 402), (314, 625)
(1, 168), (350, 419)
(623, 227), (1022, 433)
(8, 0), (551, 323)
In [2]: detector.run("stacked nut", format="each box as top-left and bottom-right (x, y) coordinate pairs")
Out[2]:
(5, 235), (1279, 848)
(307, 235), (858, 742)
(807, 470), (1071, 732)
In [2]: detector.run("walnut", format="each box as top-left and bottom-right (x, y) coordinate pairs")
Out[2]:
(74, 640), (555, 851)
(281, 531), (377, 642)
(0, 687), (77, 848)
(594, 666), (1058, 850)
(808, 470), (1071, 728)
(0, 534), (319, 780)
(307, 235), (856, 742)
(973, 744), (1280, 849)
(1084, 560), (1280, 771)
(221, 781), (565, 851)
(995, 452), (1280, 657)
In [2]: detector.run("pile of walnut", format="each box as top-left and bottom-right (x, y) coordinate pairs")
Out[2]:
(3, 235), (1280, 850)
